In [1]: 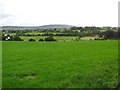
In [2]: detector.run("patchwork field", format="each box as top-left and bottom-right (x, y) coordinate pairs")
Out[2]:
(2, 40), (118, 88)
(20, 36), (78, 41)
(19, 36), (98, 41)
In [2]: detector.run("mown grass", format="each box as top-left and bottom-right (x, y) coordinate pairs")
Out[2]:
(2, 40), (118, 88)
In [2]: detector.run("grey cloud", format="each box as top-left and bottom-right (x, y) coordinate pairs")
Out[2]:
(0, 2), (13, 21)
(0, 13), (13, 20)
(0, 16), (15, 26)
(0, 12), (15, 26)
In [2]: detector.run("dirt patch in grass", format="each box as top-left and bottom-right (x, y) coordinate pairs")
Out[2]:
(16, 73), (37, 80)
(22, 75), (36, 80)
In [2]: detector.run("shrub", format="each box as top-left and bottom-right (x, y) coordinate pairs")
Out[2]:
(26, 34), (32, 36)
(94, 38), (99, 40)
(94, 38), (105, 40)
(39, 39), (44, 41)
(37, 34), (41, 36)
(100, 30), (117, 40)
(13, 35), (23, 41)
(29, 38), (36, 41)
(45, 36), (56, 41)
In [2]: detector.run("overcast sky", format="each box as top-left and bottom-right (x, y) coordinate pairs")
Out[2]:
(0, 0), (119, 27)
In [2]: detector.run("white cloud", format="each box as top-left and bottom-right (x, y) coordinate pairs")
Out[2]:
(0, 0), (119, 26)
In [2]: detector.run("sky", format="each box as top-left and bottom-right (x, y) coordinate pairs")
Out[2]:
(0, 0), (119, 27)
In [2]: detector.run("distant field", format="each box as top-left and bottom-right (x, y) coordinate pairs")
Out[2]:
(20, 36), (78, 41)
(20, 36), (98, 41)
(81, 36), (99, 40)
(2, 40), (118, 88)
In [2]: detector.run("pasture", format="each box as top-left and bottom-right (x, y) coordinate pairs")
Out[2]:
(20, 36), (98, 41)
(2, 40), (118, 88)
(20, 36), (78, 41)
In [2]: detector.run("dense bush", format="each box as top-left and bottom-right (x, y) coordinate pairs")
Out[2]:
(101, 30), (118, 40)
(2, 35), (23, 41)
(37, 34), (41, 36)
(39, 39), (44, 41)
(13, 35), (23, 41)
(29, 38), (36, 41)
(94, 38), (104, 40)
(45, 36), (56, 41)
(118, 29), (120, 39)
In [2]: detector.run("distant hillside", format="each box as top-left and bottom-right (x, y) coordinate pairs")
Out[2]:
(1, 26), (38, 30)
(39, 24), (73, 29)
(1, 24), (73, 30)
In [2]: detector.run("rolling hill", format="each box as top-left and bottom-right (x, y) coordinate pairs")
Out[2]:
(1, 24), (73, 30)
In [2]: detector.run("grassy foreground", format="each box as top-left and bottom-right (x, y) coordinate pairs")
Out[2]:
(2, 40), (118, 88)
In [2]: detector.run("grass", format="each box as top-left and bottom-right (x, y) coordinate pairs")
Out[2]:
(20, 36), (78, 41)
(20, 36), (99, 41)
(2, 40), (118, 88)
(81, 36), (99, 40)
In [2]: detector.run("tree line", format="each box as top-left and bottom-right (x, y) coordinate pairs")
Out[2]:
(1, 26), (119, 41)
(1, 34), (57, 41)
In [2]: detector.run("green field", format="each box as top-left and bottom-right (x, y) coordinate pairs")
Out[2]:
(2, 40), (118, 88)
(20, 36), (78, 41)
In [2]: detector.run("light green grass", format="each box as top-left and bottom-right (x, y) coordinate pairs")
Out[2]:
(2, 40), (118, 88)
(20, 36), (78, 41)
(81, 36), (99, 40)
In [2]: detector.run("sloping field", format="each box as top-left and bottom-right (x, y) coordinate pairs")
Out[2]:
(2, 40), (118, 88)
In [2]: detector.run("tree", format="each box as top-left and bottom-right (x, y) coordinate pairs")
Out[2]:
(101, 30), (117, 40)
(16, 31), (25, 36)
(118, 28), (120, 39)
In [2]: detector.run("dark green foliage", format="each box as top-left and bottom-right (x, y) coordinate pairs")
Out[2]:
(71, 26), (83, 30)
(37, 34), (41, 36)
(94, 38), (104, 40)
(45, 36), (56, 41)
(118, 28), (120, 39)
(16, 31), (25, 36)
(2, 26), (118, 40)
(26, 34), (32, 36)
(29, 38), (36, 41)
(2, 35), (23, 41)
(101, 30), (118, 40)
(39, 39), (44, 41)
(2, 35), (7, 41)
(75, 37), (81, 41)
(13, 35), (23, 41)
